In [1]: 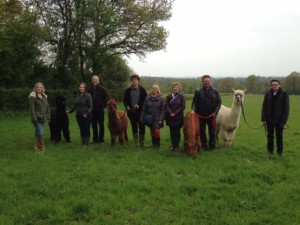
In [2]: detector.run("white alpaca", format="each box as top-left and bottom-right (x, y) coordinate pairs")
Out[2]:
(216, 89), (246, 147)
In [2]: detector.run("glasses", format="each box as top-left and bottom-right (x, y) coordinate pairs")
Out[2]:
(271, 83), (279, 86)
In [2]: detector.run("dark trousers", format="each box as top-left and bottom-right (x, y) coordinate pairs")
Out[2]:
(200, 118), (216, 150)
(92, 110), (105, 142)
(266, 123), (283, 155)
(169, 127), (181, 148)
(128, 112), (145, 135)
(76, 114), (91, 137)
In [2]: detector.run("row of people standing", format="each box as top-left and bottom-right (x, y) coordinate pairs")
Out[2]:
(124, 74), (186, 151)
(29, 75), (289, 156)
(29, 75), (110, 151)
(28, 75), (223, 152)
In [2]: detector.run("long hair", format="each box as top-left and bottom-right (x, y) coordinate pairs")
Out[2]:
(78, 82), (89, 95)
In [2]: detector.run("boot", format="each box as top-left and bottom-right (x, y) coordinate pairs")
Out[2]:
(81, 136), (85, 148)
(34, 139), (39, 151)
(133, 133), (139, 146)
(84, 136), (90, 148)
(156, 137), (161, 150)
(139, 134), (145, 147)
(151, 136), (156, 148)
(38, 138), (45, 151)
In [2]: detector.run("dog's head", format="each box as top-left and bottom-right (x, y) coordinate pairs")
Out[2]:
(55, 95), (66, 108)
(107, 98), (118, 112)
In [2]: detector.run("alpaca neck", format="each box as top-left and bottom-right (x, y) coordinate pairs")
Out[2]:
(108, 111), (118, 120)
(228, 103), (242, 123)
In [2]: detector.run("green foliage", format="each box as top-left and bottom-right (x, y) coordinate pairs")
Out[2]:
(0, 95), (300, 224)
(282, 71), (300, 95)
(0, 88), (76, 111)
(216, 77), (240, 92)
(0, 0), (46, 87)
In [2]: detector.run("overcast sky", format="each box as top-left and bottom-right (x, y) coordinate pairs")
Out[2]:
(128, 0), (300, 78)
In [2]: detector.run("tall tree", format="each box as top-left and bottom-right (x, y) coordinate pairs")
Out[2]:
(29, 0), (173, 87)
(0, 0), (45, 87)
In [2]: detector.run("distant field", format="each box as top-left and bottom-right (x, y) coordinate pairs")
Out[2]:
(0, 94), (299, 225)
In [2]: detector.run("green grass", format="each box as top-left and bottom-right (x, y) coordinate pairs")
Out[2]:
(0, 95), (300, 225)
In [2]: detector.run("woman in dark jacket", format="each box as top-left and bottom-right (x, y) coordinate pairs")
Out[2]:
(69, 83), (93, 148)
(29, 82), (50, 151)
(165, 82), (186, 151)
(140, 84), (164, 149)
(261, 79), (289, 156)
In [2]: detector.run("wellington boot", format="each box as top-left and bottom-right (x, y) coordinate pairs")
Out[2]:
(156, 137), (161, 150)
(38, 139), (45, 151)
(133, 133), (139, 146)
(84, 136), (90, 148)
(139, 134), (145, 147)
(34, 139), (39, 151)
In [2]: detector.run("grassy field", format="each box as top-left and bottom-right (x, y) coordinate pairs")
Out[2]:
(0, 94), (300, 225)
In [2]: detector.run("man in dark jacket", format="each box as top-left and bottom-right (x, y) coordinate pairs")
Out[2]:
(124, 74), (147, 147)
(261, 79), (289, 156)
(192, 75), (221, 150)
(89, 75), (110, 143)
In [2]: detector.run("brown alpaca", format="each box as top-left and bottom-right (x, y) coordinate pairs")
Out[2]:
(183, 112), (202, 157)
(107, 98), (129, 146)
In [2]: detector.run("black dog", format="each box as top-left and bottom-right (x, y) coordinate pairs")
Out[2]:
(49, 95), (70, 142)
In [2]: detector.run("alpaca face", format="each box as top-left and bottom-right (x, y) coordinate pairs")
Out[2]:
(234, 90), (244, 104)
(107, 99), (118, 113)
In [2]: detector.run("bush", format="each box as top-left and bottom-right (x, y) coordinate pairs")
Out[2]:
(0, 88), (124, 111)
(0, 88), (76, 111)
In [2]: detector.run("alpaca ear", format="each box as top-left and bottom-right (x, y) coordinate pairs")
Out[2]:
(232, 88), (235, 92)
(243, 89), (247, 92)
(114, 98), (118, 102)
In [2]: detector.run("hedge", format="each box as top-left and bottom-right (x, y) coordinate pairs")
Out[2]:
(0, 88), (125, 111)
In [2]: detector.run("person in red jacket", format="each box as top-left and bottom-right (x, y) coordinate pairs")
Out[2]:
(261, 79), (290, 157)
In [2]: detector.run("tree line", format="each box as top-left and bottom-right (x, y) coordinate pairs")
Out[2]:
(140, 71), (300, 95)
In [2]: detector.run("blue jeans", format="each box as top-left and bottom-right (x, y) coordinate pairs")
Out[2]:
(34, 122), (44, 139)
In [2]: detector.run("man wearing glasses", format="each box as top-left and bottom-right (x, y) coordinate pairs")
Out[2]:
(261, 79), (289, 157)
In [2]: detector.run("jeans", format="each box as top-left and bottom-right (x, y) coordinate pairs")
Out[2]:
(76, 114), (92, 137)
(34, 122), (44, 139)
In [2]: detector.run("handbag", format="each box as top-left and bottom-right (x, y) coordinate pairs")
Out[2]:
(144, 114), (154, 126)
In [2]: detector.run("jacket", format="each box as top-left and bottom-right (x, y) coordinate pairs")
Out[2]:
(192, 87), (221, 116)
(140, 95), (165, 129)
(261, 88), (289, 125)
(88, 85), (110, 112)
(69, 94), (93, 116)
(123, 85), (147, 116)
(165, 92), (186, 128)
(29, 92), (50, 123)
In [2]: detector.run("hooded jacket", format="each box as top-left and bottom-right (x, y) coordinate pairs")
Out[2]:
(29, 92), (50, 123)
